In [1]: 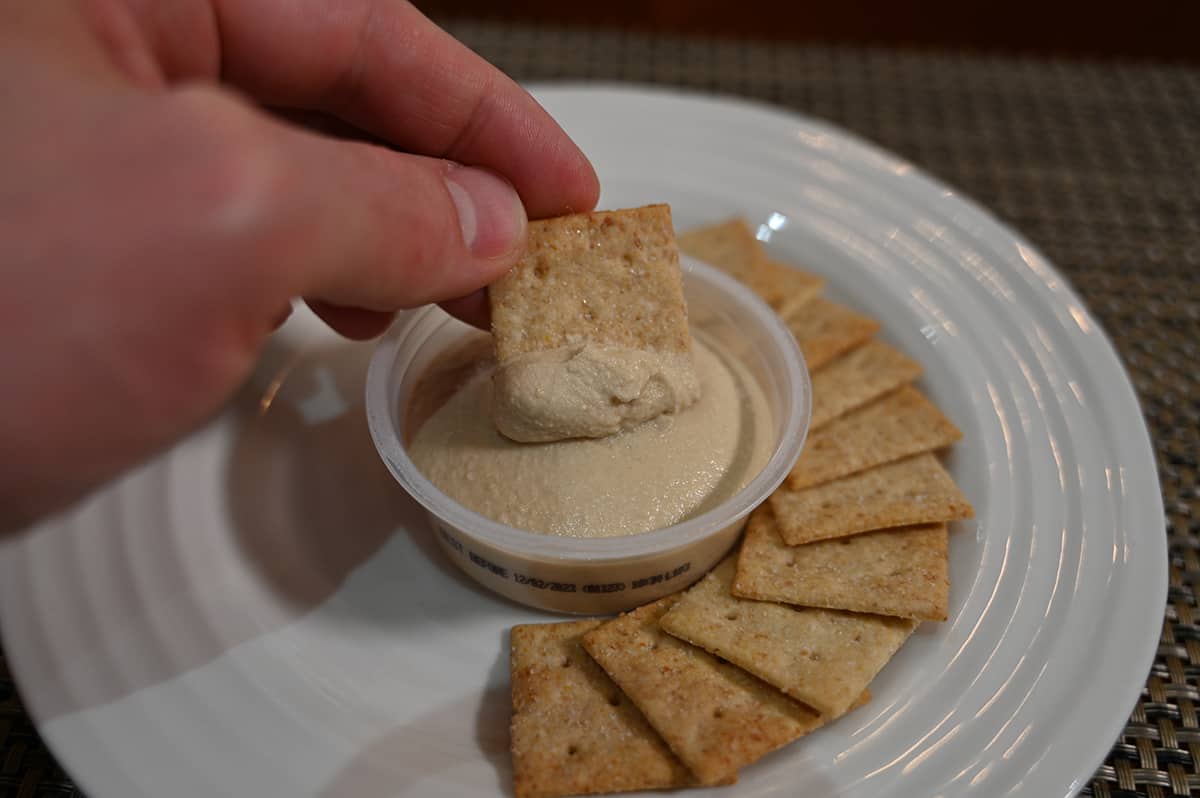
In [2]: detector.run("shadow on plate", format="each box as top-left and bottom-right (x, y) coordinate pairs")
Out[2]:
(318, 631), (513, 797)
(226, 339), (502, 627)
(12, 334), (507, 724)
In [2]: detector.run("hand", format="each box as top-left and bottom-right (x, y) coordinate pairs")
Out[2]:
(0, 0), (600, 531)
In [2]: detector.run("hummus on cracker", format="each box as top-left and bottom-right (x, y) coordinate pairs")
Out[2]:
(491, 345), (700, 443)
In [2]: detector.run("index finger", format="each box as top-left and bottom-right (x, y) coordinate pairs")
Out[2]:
(206, 0), (599, 218)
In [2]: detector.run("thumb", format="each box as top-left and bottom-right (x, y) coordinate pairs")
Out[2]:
(281, 141), (528, 310)
(200, 89), (529, 322)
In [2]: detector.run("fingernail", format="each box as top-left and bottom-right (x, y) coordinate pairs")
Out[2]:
(444, 166), (527, 259)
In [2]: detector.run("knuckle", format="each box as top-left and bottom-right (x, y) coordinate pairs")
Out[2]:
(160, 86), (286, 236)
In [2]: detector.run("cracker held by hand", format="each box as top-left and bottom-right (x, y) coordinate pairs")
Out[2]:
(583, 595), (828, 785)
(510, 620), (698, 798)
(659, 556), (916, 718)
(735, 506), (952, 621)
(489, 205), (701, 443)
(770, 453), (974, 545)
(788, 385), (962, 490)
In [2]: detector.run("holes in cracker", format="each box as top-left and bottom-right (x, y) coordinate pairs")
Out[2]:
(561, 657), (571, 668)
(713, 708), (726, 719)
(725, 612), (739, 621)
(567, 744), (579, 756)
(607, 694), (622, 707)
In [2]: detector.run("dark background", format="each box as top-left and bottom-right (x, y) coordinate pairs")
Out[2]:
(415, 1), (1200, 62)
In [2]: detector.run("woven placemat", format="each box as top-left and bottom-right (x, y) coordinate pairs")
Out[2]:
(2, 20), (1197, 798)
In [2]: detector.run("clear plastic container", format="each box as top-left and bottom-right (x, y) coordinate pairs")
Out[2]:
(365, 256), (811, 614)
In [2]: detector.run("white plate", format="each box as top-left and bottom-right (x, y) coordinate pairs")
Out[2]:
(0, 86), (1165, 798)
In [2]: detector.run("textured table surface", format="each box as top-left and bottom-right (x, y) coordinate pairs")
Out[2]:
(3, 20), (1198, 798)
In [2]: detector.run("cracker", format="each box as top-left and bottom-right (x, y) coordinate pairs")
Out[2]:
(583, 596), (826, 785)
(810, 340), (923, 429)
(659, 556), (916, 717)
(756, 258), (826, 318)
(678, 219), (824, 316)
(678, 218), (763, 282)
(734, 507), (951, 621)
(770, 453), (973, 545)
(510, 620), (696, 798)
(490, 205), (691, 363)
(786, 298), (881, 370)
(788, 386), (962, 490)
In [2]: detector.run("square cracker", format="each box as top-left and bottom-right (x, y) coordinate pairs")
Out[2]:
(785, 298), (881, 370)
(659, 556), (916, 718)
(734, 506), (951, 621)
(583, 595), (833, 785)
(788, 385), (962, 490)
(678, 219), (824, 316)
(510, 620), (697, 798)
(810, 340), (923, 429)
(770, 453), (973, 545)
(677, 218), (764, 285)
(757, 258), (825, 319)
(490, 205), (691, 363)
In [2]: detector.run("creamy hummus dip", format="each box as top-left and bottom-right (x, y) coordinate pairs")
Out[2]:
(491, 346), (700, 443)
(407, 333), (773, 538)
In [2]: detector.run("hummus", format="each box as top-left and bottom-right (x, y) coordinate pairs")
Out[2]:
(407, 333), (773, 538)
(491, 346), (701, 443)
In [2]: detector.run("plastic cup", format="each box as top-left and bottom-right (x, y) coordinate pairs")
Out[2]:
(365, 256), (810, 614)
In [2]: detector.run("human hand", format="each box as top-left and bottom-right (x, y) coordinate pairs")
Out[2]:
(0, 0), (599, 531)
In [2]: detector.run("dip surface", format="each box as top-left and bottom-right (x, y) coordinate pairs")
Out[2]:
(407, 334), (773, 538)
